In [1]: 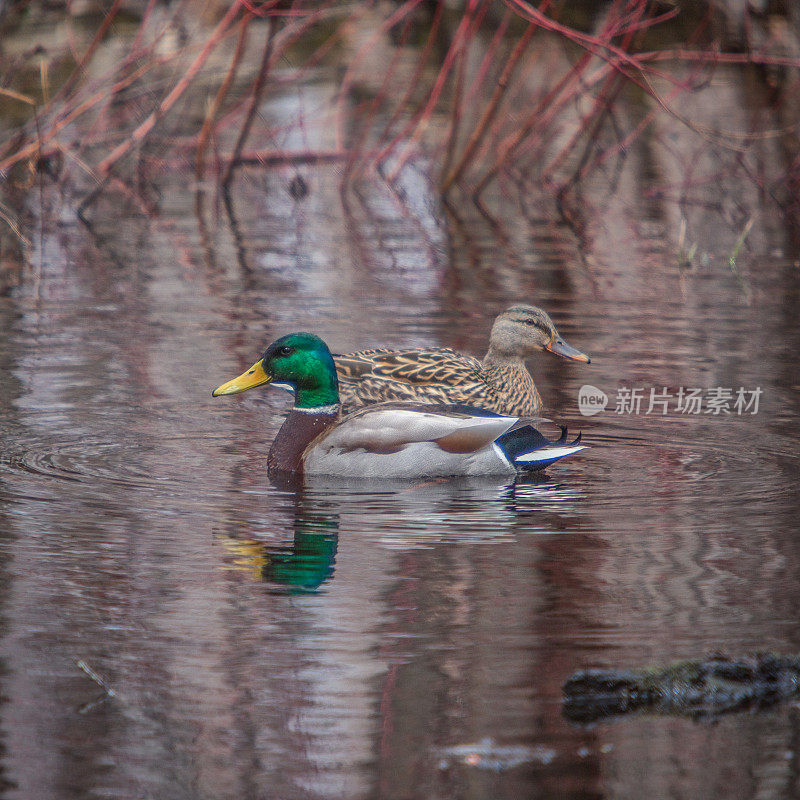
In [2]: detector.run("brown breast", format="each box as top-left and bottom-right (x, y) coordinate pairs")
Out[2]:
(267, 408), (339, 477)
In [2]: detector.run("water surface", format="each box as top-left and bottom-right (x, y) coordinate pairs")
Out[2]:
(2, 8), (800, 792)
(0, 161), (798, 800)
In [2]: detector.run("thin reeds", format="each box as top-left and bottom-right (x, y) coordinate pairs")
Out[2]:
(0, 0), (798, 221)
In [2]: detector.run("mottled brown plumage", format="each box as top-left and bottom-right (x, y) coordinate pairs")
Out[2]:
(334, 305), (590, 415)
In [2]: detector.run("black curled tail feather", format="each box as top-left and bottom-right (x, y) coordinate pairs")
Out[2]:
(495, 424), (552, 461)
(495, 425), (584, 468)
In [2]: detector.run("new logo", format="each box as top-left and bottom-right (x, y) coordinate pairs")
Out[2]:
(578, 385), (608, 416)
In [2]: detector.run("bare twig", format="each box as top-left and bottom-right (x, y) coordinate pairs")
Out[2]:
(76, 659), (117, 714)
(94, 0), (248, 177)
(440, 0), (490, 182)
(221, 13), (277, 189)
(334, 0), (426, 152)
(729, 215), (755, 269)
(0, 202), (31, 247)
(196, 12), (252, 181)
(385, 2), (482, 182)
(442, 14), (537, 191)
(0, 54), (171, 172)
(49, 0), (123, 107)
(0, 87), (36, 105)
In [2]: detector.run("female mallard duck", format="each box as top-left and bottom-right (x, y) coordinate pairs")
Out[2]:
(212, 332), (585, 479)
(334, 304), (590, 416)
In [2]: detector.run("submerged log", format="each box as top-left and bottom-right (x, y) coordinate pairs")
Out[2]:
(563, 653), (800, 723)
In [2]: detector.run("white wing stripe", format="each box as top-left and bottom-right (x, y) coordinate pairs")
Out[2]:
(515, 445), (587, 462)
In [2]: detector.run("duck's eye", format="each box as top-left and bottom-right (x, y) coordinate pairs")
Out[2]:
(278, 346), (293, 357)
(523, 319), (537, 326)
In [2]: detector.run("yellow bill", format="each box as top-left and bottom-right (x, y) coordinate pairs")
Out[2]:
(212, 359), (271, 396)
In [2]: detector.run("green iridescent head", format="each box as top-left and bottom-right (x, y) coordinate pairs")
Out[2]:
(212, 332), (340, 409)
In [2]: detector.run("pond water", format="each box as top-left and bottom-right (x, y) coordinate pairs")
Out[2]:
(2, 3), (800, 790)
(0, 157), (798, 800)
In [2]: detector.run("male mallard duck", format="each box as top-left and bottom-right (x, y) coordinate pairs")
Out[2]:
(212, 332), (585, 479)
(333, 304), (590, 416)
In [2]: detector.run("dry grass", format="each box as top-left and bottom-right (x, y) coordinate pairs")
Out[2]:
(0, 0), (798, 225)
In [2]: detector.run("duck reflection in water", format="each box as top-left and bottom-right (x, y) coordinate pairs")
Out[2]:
(217, 484), (339, 594)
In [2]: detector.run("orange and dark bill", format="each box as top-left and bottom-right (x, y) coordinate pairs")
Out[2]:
(546, 337), (591, 363)
(212, 359), (271, 396)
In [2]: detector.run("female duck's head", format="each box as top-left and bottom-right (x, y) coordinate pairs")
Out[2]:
(489, 304), (591, 362)
(212, 332), (340, 409)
